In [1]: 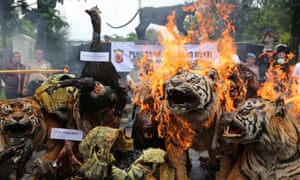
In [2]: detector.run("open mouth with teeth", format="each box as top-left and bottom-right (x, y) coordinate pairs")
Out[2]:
(223, 124), (243, 138)
(166, 89), (200, 109)
(4, 123), (34, 138)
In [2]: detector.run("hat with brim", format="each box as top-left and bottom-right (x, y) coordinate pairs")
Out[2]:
(247, 53), (256, 60)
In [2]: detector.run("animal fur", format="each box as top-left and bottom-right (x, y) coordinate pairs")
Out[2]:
(221, 98), (300, 179)
(81, 5), (127, 128)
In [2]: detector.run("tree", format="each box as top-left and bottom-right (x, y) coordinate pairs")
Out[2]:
(146, 28), (159, 43)
(0, 0), (28, 61)
(23, 0), (69, 67)
(111, 32), (138, 42)
(233, 0), (291, 44)
(290, 0), (300, 57)
(0, 0), (68, 66)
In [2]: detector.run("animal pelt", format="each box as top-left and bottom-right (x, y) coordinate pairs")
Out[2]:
(126, 70), (195, 176)
(79, 126), (175, 180)
(221, 98), (300, 179)
(81, 5), (127, 119)
(0, 98), (45, 179)
(85, 6), (102, 51)
(0, 97), (82, 179)
(80, 62), (127, 117)
(129, 81), (165, 150)
(227, 64), (259, 108)
(130, 86), (192, 175)
(27, 74), (126, 179)
(132, 110), (165, 150)
(28, 109), (83, 180)
(0, 140), (33, 179)
(35, 75), (122, 133)
(162, 69), (239, 180)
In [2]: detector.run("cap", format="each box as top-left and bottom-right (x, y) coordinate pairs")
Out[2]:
(275, 44), (288, 53)
(265, 28), (273, 33)
(247, 52), (256, 60)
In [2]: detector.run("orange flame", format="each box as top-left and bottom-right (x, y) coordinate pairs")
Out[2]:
(258, 51), (295, 101)
(131, 0), (275, 152)
(63, 66), (69, 73)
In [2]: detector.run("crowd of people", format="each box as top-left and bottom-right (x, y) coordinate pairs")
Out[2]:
(238, 28), (300, 99)
(0, 48), (52, 99)
(0, 28), (299, 103)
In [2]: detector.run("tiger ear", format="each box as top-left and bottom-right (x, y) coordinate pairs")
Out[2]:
(275, 98), (286, 117)
(208, 68), (219, 82)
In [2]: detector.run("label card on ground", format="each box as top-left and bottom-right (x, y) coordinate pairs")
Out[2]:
(50, 128), (83, 141)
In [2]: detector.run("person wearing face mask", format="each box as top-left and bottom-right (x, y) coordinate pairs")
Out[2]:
(3, 52), (26, 99)
(268, 44), (294, 94)
(273, 44), (292, 71)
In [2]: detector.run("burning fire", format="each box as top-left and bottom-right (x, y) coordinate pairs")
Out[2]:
(63, 66), (70, 73)
(131, 0), (241, 152)
(131, 0), (298, 152)
(257, 51), (299, 112)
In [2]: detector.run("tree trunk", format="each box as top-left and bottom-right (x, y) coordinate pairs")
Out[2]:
(0, 0), (12, 63)
(36, 0), (57, 53)
(290, 0), (300, 58)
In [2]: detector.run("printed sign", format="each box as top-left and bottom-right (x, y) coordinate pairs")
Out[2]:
(111, 42), (163, 72)
(111, 42), (219, 72)
(80, 51), (109, 62)
(50, 128), (83, 141)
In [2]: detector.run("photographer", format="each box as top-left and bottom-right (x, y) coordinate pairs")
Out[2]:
(259, 28), (278, 53)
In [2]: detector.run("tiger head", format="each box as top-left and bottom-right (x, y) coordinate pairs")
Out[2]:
(0, 97), (44, 147)
(164, 69), (221, 124)
(221, 98), (299, 146)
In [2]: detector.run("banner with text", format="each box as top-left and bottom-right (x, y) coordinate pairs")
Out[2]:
(111, 42), (219, 72)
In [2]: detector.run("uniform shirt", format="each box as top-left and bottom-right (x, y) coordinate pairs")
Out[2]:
(27, 59), (52, 82)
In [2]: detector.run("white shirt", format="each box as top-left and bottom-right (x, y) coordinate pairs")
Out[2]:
(27, 59), (52, 82)
(292, 62), (300, 93)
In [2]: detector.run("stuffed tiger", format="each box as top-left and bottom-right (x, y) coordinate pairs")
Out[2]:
(0, 97), (45, 148)
(0, 97), (46, 179)
(221, 98), (300, 179)
(163, 69), (239, 180)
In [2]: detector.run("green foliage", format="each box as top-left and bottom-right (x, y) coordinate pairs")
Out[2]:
(42, 8), (69, 68)
(1, 0), (299, 63)
(110, 29), (158, 42)
(234, 0), (291, 45)
(18, 19), (35, 38)
(146, 28), (159, 42)
(0, 0), (30, 59)
(111, 32), (138, 42)
(126, 32), (138, 41)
